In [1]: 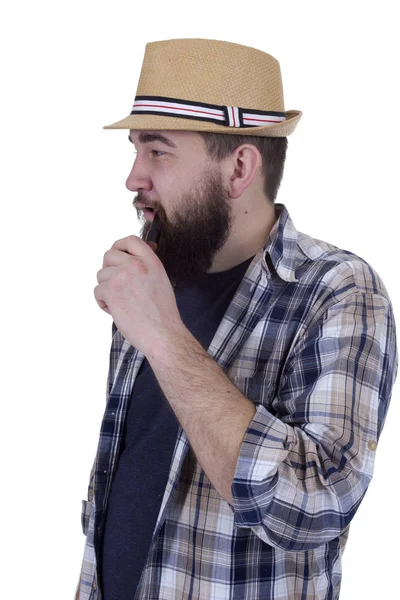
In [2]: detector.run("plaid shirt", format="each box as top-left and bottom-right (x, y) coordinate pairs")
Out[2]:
(76, 203), (398, 600)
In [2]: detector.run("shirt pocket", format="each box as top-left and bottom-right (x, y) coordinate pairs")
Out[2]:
(81, 499), (92, 536)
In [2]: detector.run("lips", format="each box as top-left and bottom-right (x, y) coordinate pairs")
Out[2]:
(137, 203), (158, 221)
(143, 208), (156, 222)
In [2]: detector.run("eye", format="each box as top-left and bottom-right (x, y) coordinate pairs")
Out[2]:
(151, 150), (166, 157)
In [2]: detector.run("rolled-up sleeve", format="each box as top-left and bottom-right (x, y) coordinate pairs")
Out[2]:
(231, 291), (398, 552)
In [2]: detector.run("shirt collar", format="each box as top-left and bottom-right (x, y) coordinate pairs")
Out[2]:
(262, 203), (300, 283)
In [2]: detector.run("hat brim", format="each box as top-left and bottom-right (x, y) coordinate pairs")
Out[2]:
(103, 110), (302, 137)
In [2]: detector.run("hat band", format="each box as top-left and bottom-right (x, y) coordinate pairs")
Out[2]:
(130, 95), (286, 128)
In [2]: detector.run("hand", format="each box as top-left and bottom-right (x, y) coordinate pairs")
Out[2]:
(94, 235), (183, 356)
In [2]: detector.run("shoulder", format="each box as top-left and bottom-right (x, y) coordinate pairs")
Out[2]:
(295, 230), (391, 303)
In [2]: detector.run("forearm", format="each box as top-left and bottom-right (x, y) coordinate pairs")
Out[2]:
(145, 324), (371, 551)
(146, 325), (256, 505)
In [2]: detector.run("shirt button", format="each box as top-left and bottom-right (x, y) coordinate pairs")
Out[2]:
(93, 581), (97, 590)
(368, 440), (378, 451)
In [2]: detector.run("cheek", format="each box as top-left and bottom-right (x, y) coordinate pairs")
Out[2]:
(157, 172), (180, 198)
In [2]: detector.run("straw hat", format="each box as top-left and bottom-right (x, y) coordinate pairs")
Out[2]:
(103, 38), (302, 137)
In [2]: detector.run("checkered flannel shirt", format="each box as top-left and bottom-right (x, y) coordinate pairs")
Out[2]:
(75, 204), (398, 600)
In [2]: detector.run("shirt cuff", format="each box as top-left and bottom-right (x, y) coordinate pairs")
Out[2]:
(231, 403), (294, 528)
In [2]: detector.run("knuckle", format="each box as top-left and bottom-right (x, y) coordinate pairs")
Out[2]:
(116, 268), (128, 281)
(110, 276), (123, 291)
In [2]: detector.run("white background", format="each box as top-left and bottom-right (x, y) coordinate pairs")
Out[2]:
(1, 1), (399, 598)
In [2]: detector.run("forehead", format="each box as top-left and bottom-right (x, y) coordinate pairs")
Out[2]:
(128, 129), (202, 148)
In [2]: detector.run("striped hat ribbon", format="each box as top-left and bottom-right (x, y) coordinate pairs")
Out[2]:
(130, 96), (286, 128)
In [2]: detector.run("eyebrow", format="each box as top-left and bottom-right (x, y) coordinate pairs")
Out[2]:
(128, 132), (177, 148)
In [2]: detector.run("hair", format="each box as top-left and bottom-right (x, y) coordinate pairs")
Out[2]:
(197, 132), (288, 205)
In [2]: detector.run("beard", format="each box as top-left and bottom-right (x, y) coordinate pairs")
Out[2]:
(136, 165), (234, 291)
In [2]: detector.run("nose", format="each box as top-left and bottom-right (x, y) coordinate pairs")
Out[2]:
(125, 154), (152, 193)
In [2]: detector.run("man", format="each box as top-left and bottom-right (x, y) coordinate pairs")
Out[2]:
(75, 39), (398, 600)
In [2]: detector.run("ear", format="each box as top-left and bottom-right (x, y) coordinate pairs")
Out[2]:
(225, 144), (262, 199)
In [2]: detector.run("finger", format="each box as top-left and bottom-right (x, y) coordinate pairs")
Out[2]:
(94, 282), (111, 313)
(111, 235), (154, 259)
(96, 266), (118, 284)
(103, 248), (138, 268)
(111, 235), (139, 251)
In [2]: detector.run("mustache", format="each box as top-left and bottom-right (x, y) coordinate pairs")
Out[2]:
(132, 193), (155, 209)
